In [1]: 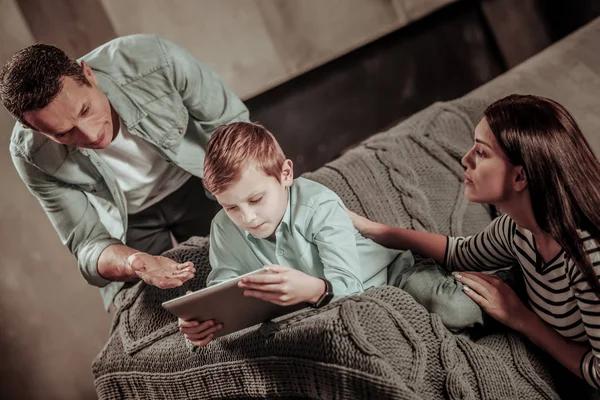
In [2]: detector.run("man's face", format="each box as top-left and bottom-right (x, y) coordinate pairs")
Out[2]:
(22, 62), (117, 149)
(215, 161), (293, 239)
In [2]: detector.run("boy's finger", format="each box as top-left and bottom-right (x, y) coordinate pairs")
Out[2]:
(179, 324), (218, 336)
(188, 324), (222, 338)
(179, 319), (213, 329)
(240, 274), (284, 285)
(238, 282), (286, 293)
(189, 334), (214, 347)
(263, 265), (287, 273)
(178, 319), (199, 328)
(243, 289), (286, 303)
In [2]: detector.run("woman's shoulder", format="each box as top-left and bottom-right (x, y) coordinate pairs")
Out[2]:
(488, 213), (518, 238)
(578, 230), (600, 253)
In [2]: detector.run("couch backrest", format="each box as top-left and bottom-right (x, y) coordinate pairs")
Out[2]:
(304, 97), (494, 237)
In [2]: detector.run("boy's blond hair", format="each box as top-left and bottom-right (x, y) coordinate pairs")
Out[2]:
(203, 122), (286, 195)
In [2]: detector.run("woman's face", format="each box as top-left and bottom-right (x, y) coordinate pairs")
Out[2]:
(461, 117), (520, 205)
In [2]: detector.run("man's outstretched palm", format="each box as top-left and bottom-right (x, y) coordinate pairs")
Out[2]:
(127, 252), (195, 289)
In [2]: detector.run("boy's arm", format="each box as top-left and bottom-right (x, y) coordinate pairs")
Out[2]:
(307, 195), (365, 300)
(206, 219), (248, 286)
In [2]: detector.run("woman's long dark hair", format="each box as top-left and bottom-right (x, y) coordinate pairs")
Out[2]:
(485, 94), (600, 294)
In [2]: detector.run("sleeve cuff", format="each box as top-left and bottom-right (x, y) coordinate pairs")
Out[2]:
(81, 238), (124, 287)
(580, 348), (600, 389)
(442, 236), (452, 272)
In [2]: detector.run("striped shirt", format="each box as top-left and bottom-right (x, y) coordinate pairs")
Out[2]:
(444, 214), (600, 388)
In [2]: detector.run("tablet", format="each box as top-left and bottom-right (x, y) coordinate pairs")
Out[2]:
(162, 268), (308, 338)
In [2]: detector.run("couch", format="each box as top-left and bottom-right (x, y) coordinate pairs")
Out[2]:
(92, 17), (600, 400)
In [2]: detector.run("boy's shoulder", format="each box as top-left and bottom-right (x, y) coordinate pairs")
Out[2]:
(292, 177), (343, 209)
(211, 209), (242, 237)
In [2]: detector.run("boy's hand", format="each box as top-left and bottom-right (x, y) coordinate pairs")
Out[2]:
(127, 252), (195, 289)
(177, 291), (223, 347)
(178, 317), (222, 347)
(238, 265), (325, 306)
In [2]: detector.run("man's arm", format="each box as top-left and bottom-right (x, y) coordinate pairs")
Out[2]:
(11, 150), (194, 288)
(158, 36), (250, 137)
(11, 150), (123, 286)
(97, 244), (139, 282)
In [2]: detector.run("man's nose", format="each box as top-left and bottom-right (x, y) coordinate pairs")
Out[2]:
(77, 122), (103, 142)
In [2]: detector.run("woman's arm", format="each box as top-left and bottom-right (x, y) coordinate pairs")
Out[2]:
(457, 271), (591, 382)
(349, 210), (447, 265)
(569, 236), (600, 387)
(519, 310), (590, 379)
(350, 210), (516, 272)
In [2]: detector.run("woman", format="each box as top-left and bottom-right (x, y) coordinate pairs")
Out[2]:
(350, 94), (600, 388)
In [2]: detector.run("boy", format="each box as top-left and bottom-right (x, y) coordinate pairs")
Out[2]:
(179, 122), (480, 346)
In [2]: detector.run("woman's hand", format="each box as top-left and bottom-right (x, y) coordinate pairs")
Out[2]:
(238, 265), (325, 306)
(347, 209), (380, 238)
(453, 271), (532, 332)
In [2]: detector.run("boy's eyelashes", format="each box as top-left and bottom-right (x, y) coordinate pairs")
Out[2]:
(224, 197), (263, 211)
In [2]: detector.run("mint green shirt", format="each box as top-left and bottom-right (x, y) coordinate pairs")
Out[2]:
(207, 177), (404, 300)
(9, 34), (249, 309)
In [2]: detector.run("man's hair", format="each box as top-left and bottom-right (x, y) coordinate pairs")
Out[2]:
(204, 122), (286, 195)
(0, 44), (89, 125)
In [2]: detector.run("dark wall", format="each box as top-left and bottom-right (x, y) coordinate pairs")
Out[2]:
(246, 0), (599, 176)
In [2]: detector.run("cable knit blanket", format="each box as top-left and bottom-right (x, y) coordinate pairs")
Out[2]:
(93, 99), (595, 399)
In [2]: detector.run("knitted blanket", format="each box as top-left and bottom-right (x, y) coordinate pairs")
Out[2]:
(93, 100), (591, 399)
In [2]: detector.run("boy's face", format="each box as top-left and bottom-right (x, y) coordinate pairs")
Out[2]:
(215, 160), (293, 239)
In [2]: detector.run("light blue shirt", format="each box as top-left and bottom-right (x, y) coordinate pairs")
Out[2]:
(9, 34), (249, 309)
(207, 177), (405, 300)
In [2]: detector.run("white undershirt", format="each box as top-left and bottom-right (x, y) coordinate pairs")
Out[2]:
(96, 119), (191, 214)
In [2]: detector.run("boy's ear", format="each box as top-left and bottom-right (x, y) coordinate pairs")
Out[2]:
(281, 159), (294, 187)
(513, 165), (528, 192)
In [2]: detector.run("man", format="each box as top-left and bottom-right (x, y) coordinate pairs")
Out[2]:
(0, 34), (250, 310)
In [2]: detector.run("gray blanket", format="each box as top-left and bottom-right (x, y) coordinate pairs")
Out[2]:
(93, 100), (594, 399)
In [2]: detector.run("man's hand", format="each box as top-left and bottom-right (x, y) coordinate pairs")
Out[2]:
(127, 252), (195, 289)
(237, 265), (325, 306)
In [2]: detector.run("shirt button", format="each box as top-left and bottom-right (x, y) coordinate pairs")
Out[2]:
(179, 129), (183, 134)
(277, 249), (284, 256)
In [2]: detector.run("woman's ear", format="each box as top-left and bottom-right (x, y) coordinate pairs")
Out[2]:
(513, 166), (528, 192)
(281, 159), (294, 187)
